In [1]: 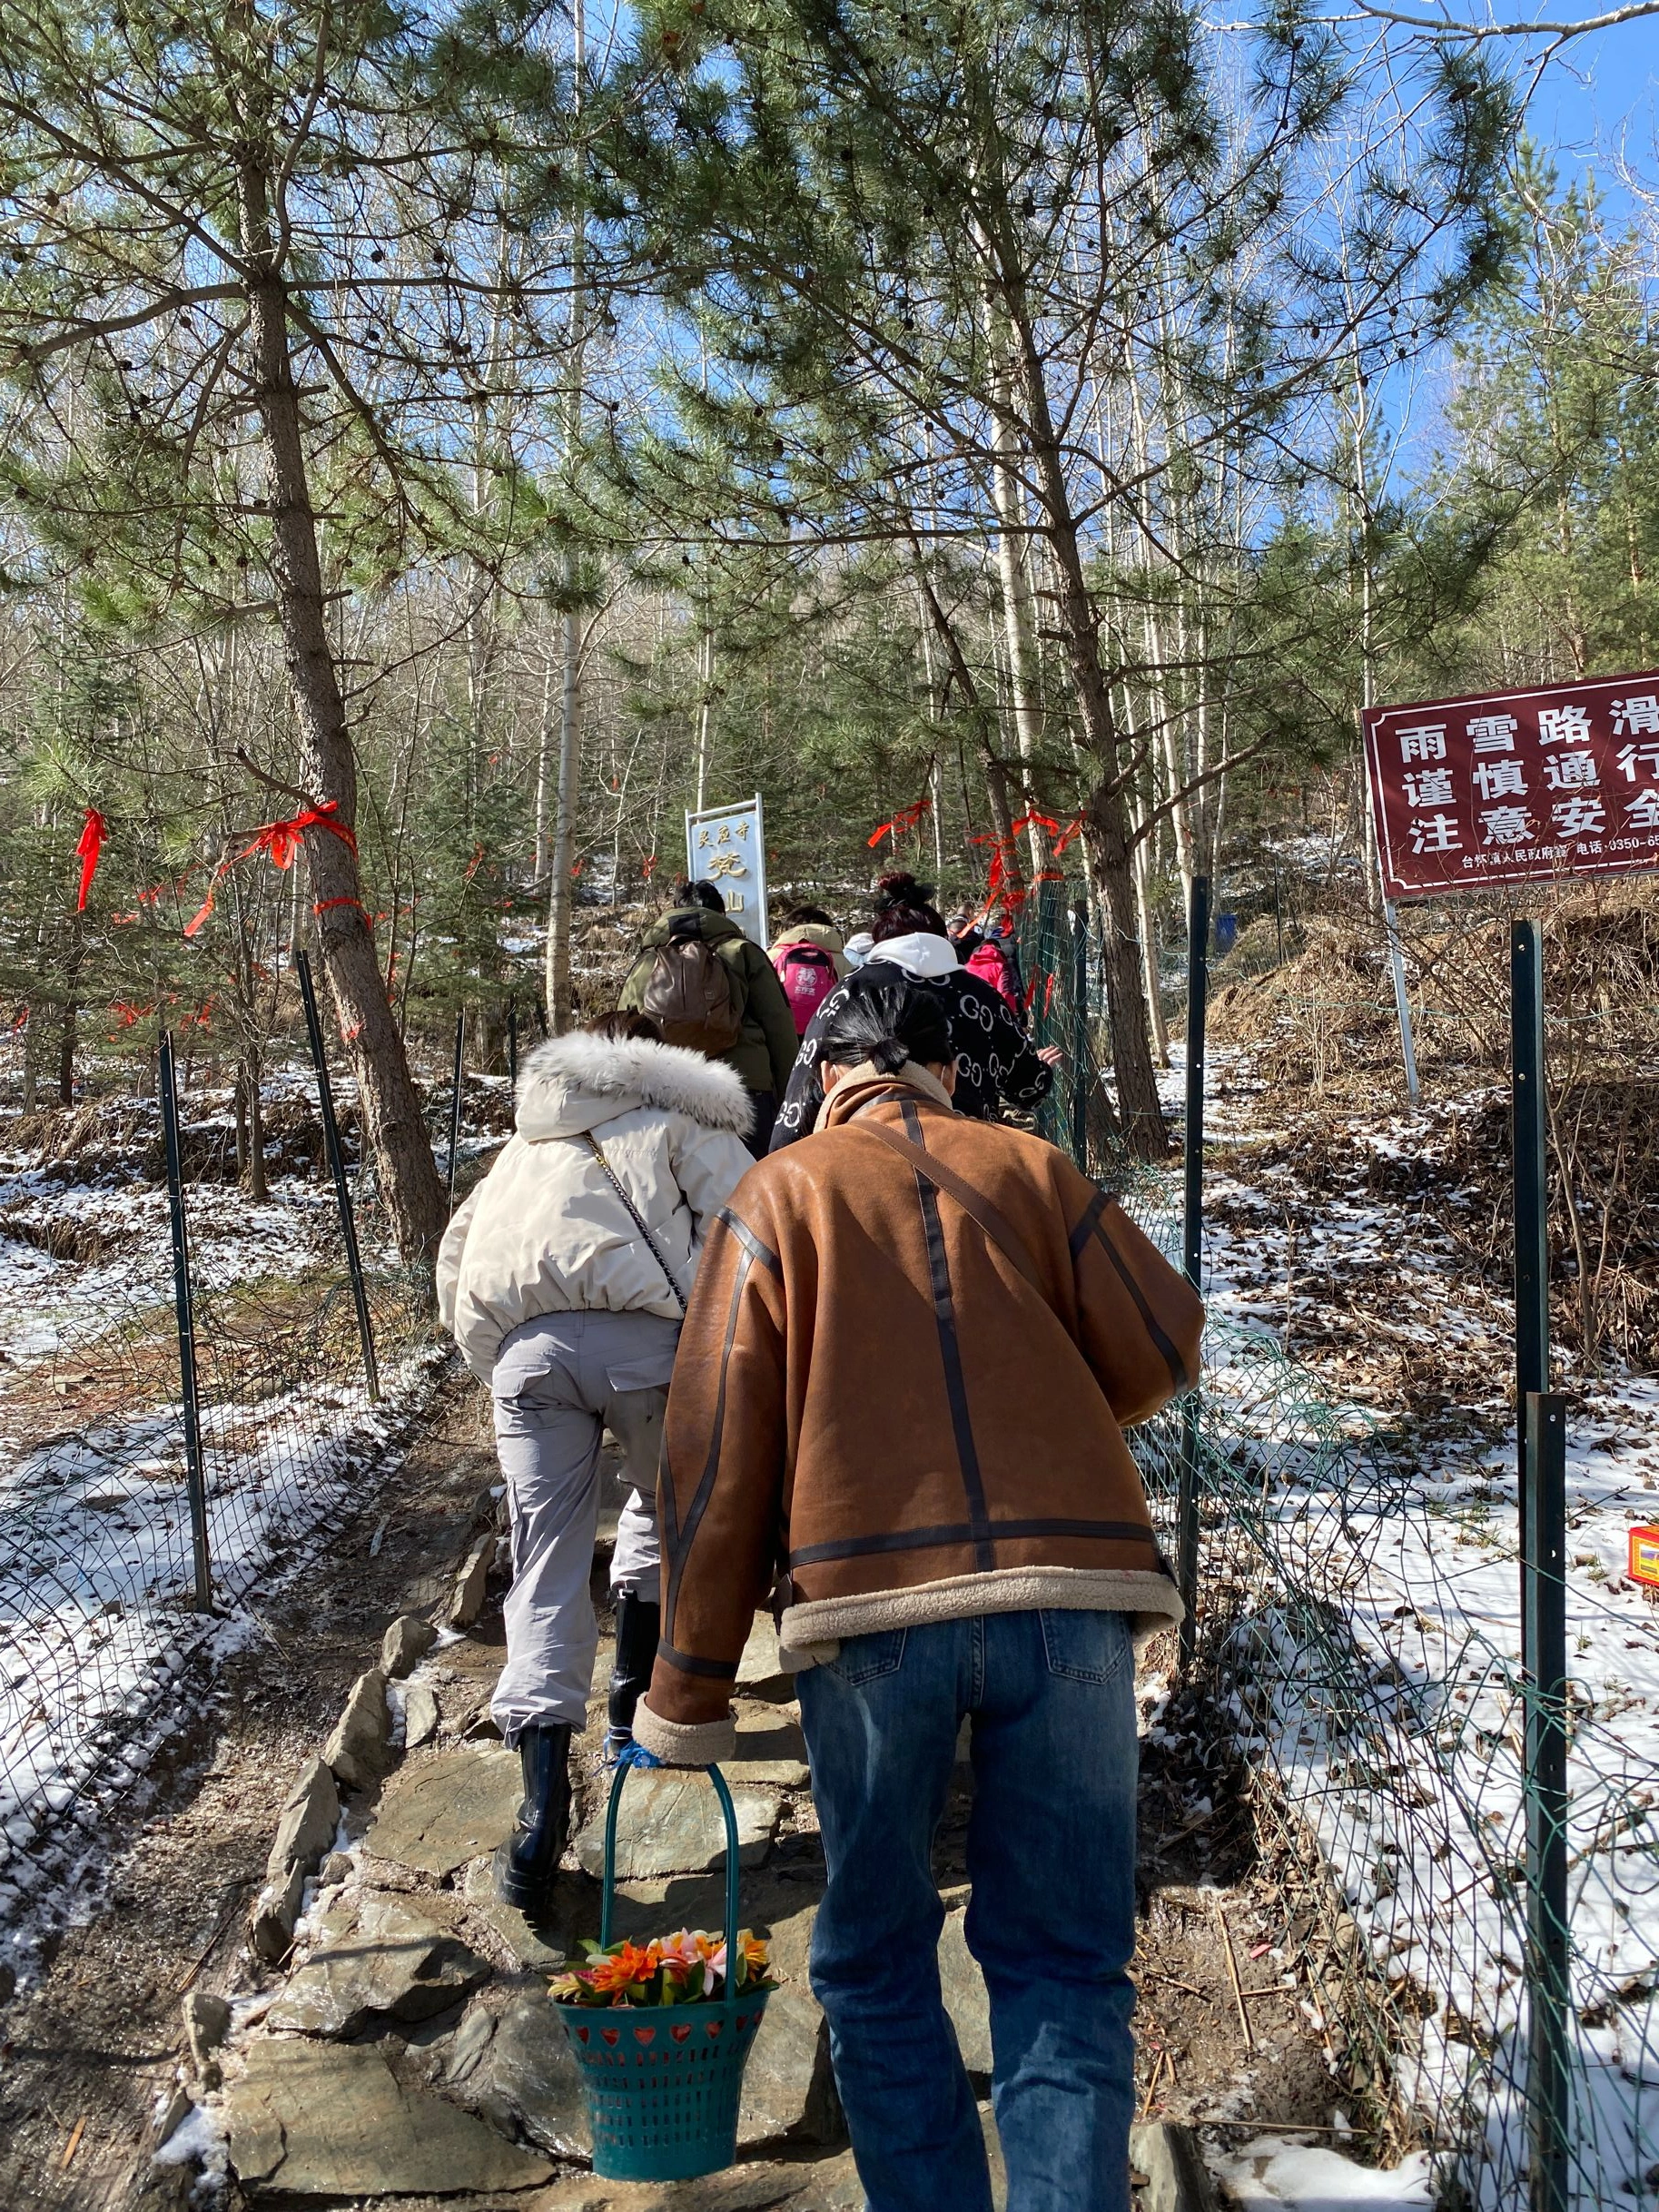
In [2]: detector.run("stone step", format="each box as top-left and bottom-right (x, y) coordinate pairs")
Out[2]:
(190, 1554), (1227, 2211)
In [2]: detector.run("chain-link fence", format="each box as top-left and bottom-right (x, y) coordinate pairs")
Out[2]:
(1014, 877), (1659, 2209)
(0, 1041), (446, 1927)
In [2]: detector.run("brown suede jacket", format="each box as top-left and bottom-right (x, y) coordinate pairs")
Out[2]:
(632, 1065), (1204, 1765)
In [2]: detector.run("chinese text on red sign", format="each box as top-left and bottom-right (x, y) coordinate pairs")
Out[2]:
(1362, 674), (1659, 900)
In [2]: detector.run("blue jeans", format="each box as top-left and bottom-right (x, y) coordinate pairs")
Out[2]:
(796, 1609), (1138, 2212)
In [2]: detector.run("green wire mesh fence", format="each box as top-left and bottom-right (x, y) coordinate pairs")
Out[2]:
(0, 1063), (443, 1931)
(1013, 877), (1659, 2211)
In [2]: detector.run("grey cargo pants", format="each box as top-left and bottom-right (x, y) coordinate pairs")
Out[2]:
(489, 1308), (677, 1743)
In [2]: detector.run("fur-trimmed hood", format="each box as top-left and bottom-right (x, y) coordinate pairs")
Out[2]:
(515, 1031), (754, 1142)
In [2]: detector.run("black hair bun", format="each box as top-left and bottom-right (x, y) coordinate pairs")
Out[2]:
(874, 871), (935, 911)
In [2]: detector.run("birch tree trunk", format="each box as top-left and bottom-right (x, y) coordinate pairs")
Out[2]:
(545, 0), (589, 1034)
(984, 300), (1046, 874)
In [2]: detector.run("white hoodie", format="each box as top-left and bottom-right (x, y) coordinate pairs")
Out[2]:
(436, 1032), (755, 1381)
(862, 930), (961, 980)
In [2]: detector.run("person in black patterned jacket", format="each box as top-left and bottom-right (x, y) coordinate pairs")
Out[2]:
(769, 873), (1060, 1150)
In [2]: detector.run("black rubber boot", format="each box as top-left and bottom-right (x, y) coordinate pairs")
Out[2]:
(604, 1592), (661, 1763)
(493, 1722), (572, 1921)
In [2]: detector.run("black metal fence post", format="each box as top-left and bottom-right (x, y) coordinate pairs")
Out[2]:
(1513, 921), (1568, 2210)
(1070, 900), (1089, 1166)
(448, 1011), (466, 1207)
(1524, 1389), (1570, 2212)
(1514, 921), (1549, 1571)
(1177, 874), (1210, 1667)
(295, 951), (380, 1404)
(159, 1032), (212, 1612)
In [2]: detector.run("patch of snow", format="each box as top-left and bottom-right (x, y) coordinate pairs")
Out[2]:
(152, 2093), (227, 2188)
(1210, 2138), (1436, 2209)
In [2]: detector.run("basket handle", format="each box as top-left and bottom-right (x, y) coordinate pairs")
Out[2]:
(598, 1759), (742, 1981)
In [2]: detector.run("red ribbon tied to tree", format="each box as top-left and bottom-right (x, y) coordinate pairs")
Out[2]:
(867, 796), (933, 850)
(74, 808), (105, 912)
(184, 800), (359, 939)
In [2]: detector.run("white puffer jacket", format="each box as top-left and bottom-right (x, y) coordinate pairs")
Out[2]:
(436, 1032), (755, 1382)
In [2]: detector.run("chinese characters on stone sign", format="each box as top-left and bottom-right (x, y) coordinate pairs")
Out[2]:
(684, 795), (769, 946)
(1363, 675), (1659, 899)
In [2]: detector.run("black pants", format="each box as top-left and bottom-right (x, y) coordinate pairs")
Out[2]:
(746, 1090), (778, 1158)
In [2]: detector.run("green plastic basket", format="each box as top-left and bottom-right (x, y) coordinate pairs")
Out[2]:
(557, 1761), (772, 2182)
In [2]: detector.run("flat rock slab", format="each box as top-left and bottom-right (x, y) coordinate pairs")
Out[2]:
(939, 1907), (992, 2076)
(525, 2163), (858, 2212)
(449, 1534), (496, 1628)
(402, 1681), (441, 1750)
(736, 1617), (795, 1700)
(460, 1858), (571, 1970)
(736, 1893), (839, 2147)
(225, 2038), (551, 2197)
(729, 1704), (811, 1790)
(266, 1890), (492, 2037)
(519, 2107), (1002, 2209)
(266, 1757), (341, 1884)
(324, 1666), (394, 1792)
(365, 1745), (523, 1878)
(596, 1873), (837, 2148)
(443, 1990), (593, 2159)
(574, 1773), (779, 1881)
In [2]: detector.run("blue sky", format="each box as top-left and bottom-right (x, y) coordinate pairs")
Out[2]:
(1524, 18), (1659, 195)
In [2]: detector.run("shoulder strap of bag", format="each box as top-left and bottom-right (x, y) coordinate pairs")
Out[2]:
(854, 1115), (1051, 1304)
(582, 1132), (688, 1316)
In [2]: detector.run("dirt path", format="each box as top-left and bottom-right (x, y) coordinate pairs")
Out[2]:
(0, 1344), (1340, 2212)
(0, 1372), (499, 2212)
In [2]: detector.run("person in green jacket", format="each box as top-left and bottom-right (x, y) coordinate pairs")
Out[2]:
(618, 881), (800, 1155)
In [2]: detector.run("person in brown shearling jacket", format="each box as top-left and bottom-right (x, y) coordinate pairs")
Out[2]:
(631, 978), (1203, 2212)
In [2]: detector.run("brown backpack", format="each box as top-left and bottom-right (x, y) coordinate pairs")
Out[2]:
(641, 915), (745, 1056)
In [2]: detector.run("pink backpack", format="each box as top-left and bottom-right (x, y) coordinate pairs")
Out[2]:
(775, 941), (839, 1036)
(966, 938), (1018, 1012)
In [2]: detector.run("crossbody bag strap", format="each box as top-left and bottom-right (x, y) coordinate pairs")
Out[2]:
(854, 1116), (1051, 1304)
(583, 1132), (688, 1317)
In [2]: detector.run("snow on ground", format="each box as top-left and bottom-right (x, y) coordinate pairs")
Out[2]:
(1158, 1043), (1659, 2206)
(0, 1088), (447, 1940)
(1211, 2136), (1436, 2210)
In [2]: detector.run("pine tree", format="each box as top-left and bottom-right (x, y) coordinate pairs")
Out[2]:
(598, 0), (1514, 1152)
(0, 0), (579, 1254)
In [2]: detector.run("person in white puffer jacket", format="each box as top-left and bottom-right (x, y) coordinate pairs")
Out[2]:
(436, 1012), (754, 1923)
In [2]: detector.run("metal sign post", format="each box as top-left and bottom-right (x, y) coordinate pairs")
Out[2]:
(685, 794), (767, 946)
(1382, 899), (1420, 1103)
(1513, 922), (1550, 1549)
(1360, 734), (1421, 1100)
(1177, 874), (1210, 1669)
(1361, 676), (1628, 2211)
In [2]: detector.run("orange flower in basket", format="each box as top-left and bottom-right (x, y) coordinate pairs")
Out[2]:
(584, 1940), (661, 1995)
